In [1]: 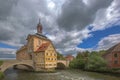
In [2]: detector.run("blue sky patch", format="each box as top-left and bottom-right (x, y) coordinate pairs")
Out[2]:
(0, 42), (17, 49)
(77, 25), (120, 48)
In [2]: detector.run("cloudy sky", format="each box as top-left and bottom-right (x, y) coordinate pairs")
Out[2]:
(0, 0), (120, 59)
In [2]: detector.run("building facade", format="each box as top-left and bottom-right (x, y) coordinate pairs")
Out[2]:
(103, 43), (120, 68)
(16, 45), (31, 60)
(16, 20), (57, 71)
(65, 55), (74, 61)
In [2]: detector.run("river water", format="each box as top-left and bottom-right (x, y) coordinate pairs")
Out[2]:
(2, 68), (120, 80)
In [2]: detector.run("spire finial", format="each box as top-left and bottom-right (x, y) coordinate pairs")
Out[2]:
(37, 18), (42, 34)
(39, 18), (41, 24)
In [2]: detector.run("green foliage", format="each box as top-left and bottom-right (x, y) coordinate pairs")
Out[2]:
(70, 51), (107, 71)
(112, 68), (120, 71)
(70, 51), (89, 69)
(57, 52), (65, 60)
(76, 51), (89, 59)
(85, 52), (107, 71)
(98, 50), (106, 56)
(0, 71), (4, 79)
(0, 60), (3, 66)
(69, 58), (86, 69)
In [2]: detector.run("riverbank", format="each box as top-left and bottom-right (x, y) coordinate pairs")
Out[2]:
(83, 69), (120, 77)
(0, 60), (4, 80)
(66, 68), (120, 78)
(0, 72), (4, 80)
(65, 69), (120, 79)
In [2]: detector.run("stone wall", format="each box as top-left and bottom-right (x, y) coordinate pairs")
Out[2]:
(16, 48), (31, 60)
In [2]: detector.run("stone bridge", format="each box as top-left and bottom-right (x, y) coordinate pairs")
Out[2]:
(0, 60), (70, 72)
(0, 60), (33, 72)
(57, 60), (70, 67)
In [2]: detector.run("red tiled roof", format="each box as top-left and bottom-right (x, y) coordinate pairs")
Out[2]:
(35, 42), (50, 52)
(65, 55), (74, 58)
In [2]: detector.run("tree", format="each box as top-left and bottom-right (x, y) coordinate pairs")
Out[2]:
(57, 52), (65, 60)
(69, 58), (86, 69)
(70, 51), (107, 71)
(76, 51), (89, 59)
(70, 51), (89, 69)
(85, 51), (107, 71)
(98, 50), (106, 56)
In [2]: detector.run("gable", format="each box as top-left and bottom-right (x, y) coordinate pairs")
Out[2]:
(103, 42), (120, 57)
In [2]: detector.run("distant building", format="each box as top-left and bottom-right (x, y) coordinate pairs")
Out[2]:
(65, 55), (74, 61)
(16, 20), (57, 71)
(103, 43), (120, 68)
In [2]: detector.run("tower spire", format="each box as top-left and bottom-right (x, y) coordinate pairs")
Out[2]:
(37, 18), (42, 34)
(39, 18), (41, 24)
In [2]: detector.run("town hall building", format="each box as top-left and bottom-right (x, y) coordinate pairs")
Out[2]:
(16, 20), (57, 71)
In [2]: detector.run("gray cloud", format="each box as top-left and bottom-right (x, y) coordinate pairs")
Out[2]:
(57, 0), (113, 31)
(97, 34), (120, 50)
(0, 0), (118, 57)
(0, 25), (14, 40)
(92, 0), (120, 31)
(86, 0), (113, 10)
(0, 0), (18, 21)
(0, 0), (50, 47)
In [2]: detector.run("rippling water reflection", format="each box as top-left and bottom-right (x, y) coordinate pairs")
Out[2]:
(2, 68), (120, 80)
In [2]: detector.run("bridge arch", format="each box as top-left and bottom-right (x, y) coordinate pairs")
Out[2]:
(13, 64), (34, 71)
(57, 60), (70, 68)
(57, 62), (66, 69)
(0, 60), (33, 72)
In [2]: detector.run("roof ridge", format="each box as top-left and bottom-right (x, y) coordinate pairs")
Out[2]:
(103, 42), (120, 56)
